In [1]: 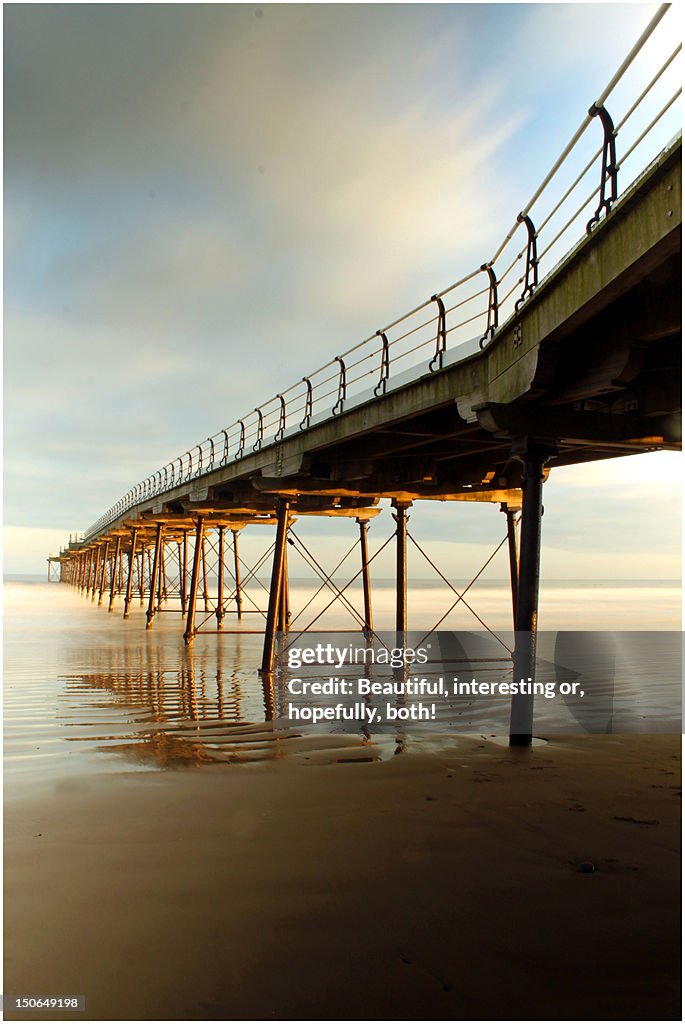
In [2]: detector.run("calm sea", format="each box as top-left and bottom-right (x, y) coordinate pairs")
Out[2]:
(4, 577), (682, 792)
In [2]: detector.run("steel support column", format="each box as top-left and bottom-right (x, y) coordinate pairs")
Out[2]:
(109, 535), (121, 612)
(510, 442), (554, 746)
(201, 535), (209, 612)
(216, 526), (225, 627)
(181, 530), (188, 617)
(184, 517), (205, 645)
(260, 500), (290, 676)
(137, 547), (145, 605)
(358, 517), (373, 636)
(160, 543), (168, 599)
(97, 541), (110, 606)
(501, 502), (520, 626)
(91, 546), (102, 600)
(123, 527), (139, 619)
(146, 523), (164, 629)
(393, 502), (411, 637)
(85, 548), (94, 594)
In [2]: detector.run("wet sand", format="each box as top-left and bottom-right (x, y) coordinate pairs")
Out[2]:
(4, 733), (680, 1021)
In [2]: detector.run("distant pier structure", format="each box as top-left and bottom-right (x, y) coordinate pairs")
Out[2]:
(52, 8), (682, 744)
(47, 554), (62, 583)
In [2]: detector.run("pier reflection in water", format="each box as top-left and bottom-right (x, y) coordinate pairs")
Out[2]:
(58, 636), (409, 768)
(4, 580), (681, 787)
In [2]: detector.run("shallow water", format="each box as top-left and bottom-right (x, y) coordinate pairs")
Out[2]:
(4, 578), (681, 791)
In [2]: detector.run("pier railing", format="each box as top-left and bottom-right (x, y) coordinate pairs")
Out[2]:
(84, 4), (680, 541)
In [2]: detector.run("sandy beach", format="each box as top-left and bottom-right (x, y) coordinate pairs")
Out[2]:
(4, 733), (680, 1021)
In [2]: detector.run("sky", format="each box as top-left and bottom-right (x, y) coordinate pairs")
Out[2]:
(4, 2), (682, 579)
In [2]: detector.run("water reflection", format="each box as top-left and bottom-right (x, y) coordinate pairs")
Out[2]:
(4, 581), (681, 782)
(57, 636), (402, 769)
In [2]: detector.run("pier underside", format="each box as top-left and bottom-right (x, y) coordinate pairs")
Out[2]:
(54, 138), (681, 746)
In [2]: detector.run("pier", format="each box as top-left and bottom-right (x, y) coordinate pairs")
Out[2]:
(53, 14), (682, 747)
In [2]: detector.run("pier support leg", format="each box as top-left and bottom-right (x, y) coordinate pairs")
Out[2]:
(176, 543), (183, 612)
(501, 502), (520, 627)
(109, 536), (121, 612)
(358, 517), (373, 636)
(201, 535), (209, 612)
(90, 546), (101, 600)
(393, 501), (411, 638)
(509, 442), (554, 746)
(138, 547), (145, 605)
(184, 518), (205, 645)
(85, 548), (94, 596)
(160, 543), (168, 600)
(146, 523), (164, 629)
(232, 530), (243, 620)
(216, 527), (225, 628)
(123, 528), (139, 619)
(97, 541), (110, 606)
(260, 500), (290, 676)
(181, 531), (188, 617)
